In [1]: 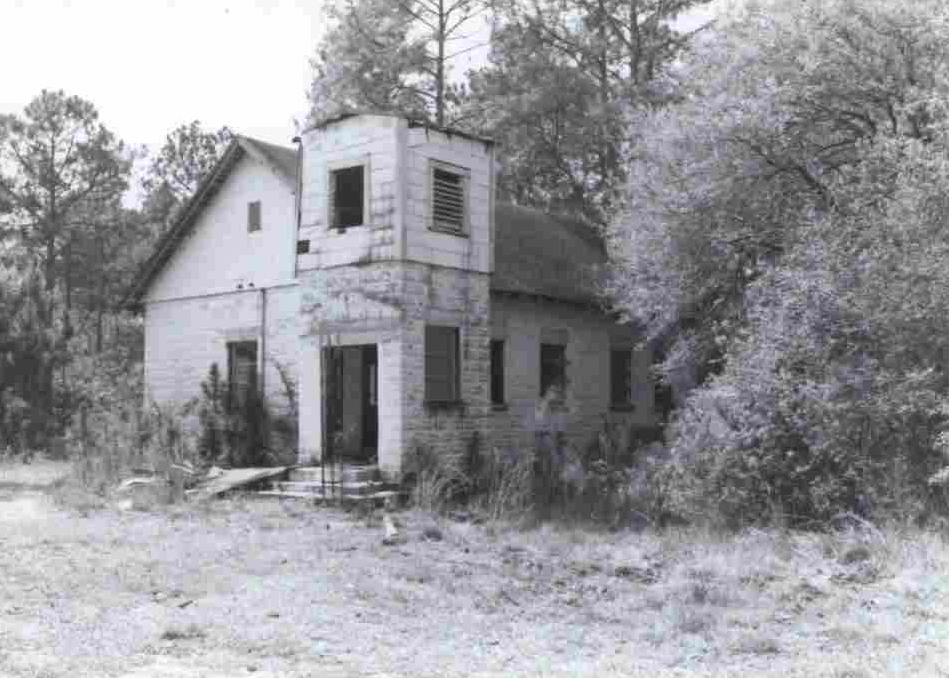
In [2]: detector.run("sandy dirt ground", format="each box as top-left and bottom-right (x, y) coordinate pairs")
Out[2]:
(2, 461), (949, 677)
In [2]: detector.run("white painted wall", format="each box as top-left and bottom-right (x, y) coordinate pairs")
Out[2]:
(143, 286), (299, 412)
(297, 115), (401, 270)
(145, 153), (297, 302)
(404, 126), (493, 274)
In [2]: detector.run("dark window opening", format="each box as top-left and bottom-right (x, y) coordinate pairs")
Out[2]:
(611, 349), (634, 409)
(425, 325), (460, 402)
(654, 349), (675, 423)
(330, 165), (365, 229)
(540, 343), (566, 399)
(227, 341), (258, 409)
(247, 201), (261, 232)
(296, 239), (310, 254)
(490, 340), (505, 406)
(432, 167), (465, 233)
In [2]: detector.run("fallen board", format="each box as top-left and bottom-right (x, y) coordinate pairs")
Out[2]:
(186, 467), (288, 500)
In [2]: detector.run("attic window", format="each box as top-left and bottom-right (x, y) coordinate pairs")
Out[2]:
(329, 164), (367, 230)
(247, 201), (261, 232)
(430, 162), (468, 234)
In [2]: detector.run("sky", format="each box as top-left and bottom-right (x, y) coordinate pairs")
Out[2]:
(1, 0), (329, 151)
(0, 0), (723, 157)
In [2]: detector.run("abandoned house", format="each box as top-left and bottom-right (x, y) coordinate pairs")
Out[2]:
(126, 112), (659, 480)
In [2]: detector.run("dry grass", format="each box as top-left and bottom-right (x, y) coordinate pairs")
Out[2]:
(2, 462), (949, 676)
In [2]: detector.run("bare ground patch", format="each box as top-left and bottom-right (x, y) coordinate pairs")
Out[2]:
(2, 472), (949, 677)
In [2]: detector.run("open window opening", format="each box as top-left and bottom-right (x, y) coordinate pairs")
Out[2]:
(610, 349), (635, 411)
(490, 339), (505, 407)
(329, 165), (365, 229)
(540, 342), (567, 401)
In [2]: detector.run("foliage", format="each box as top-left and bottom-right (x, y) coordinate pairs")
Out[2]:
(307, 0), (487, 127)
(194, 362), (297, 468)
(140, 120), (232, 226)
(404, 440), (473, 512)
(467, 0), (712, 223)
(607, 0), (949, 526)
(0, 91), (137, 447)
(197, 363), (227, 463)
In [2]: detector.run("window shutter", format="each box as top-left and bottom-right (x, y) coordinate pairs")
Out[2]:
(247, 201), (261, 232)
(228, 341), (258, 409)
(432, 168), (465, 232)
(611, 349), (632, 406)
(327, 170), (337, 229)
(491, 340), (505, 405)
(425, 326), (459, 402)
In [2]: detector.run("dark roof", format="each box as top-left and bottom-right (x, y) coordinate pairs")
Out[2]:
(492, 203), (606, 304)
(125, 136), (606, 308)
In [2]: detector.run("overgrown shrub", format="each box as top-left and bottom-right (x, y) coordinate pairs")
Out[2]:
(194, 361), (298, 468)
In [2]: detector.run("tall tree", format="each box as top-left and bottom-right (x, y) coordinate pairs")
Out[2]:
(0, 90), (130, 442)
(0, 90), (129, 293)
(607, 0), (949, 523)
(141, 120), (232, 226)
(307, 0), (489, 127)
(468, 0), (712, 223)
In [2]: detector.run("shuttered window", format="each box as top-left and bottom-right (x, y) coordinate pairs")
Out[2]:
(247, 201), (261, 232)
(611, 349), (634, 409)
(425, 325), (460, 402)
(490, 340), (505, 405)
(329, 165), (365, 229)
(540, 343), (566, 399)
(227, 341), (258, 409)
(431, 166), (466, 233)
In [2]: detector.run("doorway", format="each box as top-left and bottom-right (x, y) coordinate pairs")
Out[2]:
(324, 344), (378, 463)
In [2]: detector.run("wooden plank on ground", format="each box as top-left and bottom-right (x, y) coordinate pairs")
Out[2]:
(187, 467), (288, 500)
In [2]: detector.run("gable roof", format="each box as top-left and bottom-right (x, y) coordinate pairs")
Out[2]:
(125, 137), (607, 308)
(123, 135), (299, 307)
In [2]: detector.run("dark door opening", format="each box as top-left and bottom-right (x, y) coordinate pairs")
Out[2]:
(324, 344), (378, 463)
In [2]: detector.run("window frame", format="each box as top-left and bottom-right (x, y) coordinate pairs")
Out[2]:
(424, 325), (461, 404)
(226, 340), (258, 410)
(247, 200), (262, 233)
(539, 342), (567, 401)
(428, 159), (469, 236)
(490, 339), (506, 408)
(610, 348), (635, 411)
(327, 156), (371, 231)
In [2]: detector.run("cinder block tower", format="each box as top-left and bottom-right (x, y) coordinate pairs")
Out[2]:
(295, 114), (495, 480)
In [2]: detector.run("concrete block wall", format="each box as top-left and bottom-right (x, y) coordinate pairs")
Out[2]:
(146, 155), (297, 301)
(297, 115), (401, 271)
(485, 295), (654, 456)
(143, 285), (299, 416)
(401, 264), (492, 467)
(403, 126), (493, 274)
(297, 262), (406, 475)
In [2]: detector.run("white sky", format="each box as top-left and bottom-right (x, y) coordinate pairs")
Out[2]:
(0, 0), (722, 158)
(1, 0), (329, 151)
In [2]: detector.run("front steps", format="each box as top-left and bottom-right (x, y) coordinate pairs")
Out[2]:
(257, 464), (403, 505)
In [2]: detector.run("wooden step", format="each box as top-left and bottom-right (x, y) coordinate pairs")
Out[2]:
(273, 480), (388, 497)
(288, 465), (381, 484)
(257, 489), (403, 506)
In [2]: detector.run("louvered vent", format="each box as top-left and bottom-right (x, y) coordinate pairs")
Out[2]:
(432, 168), (465, 233)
